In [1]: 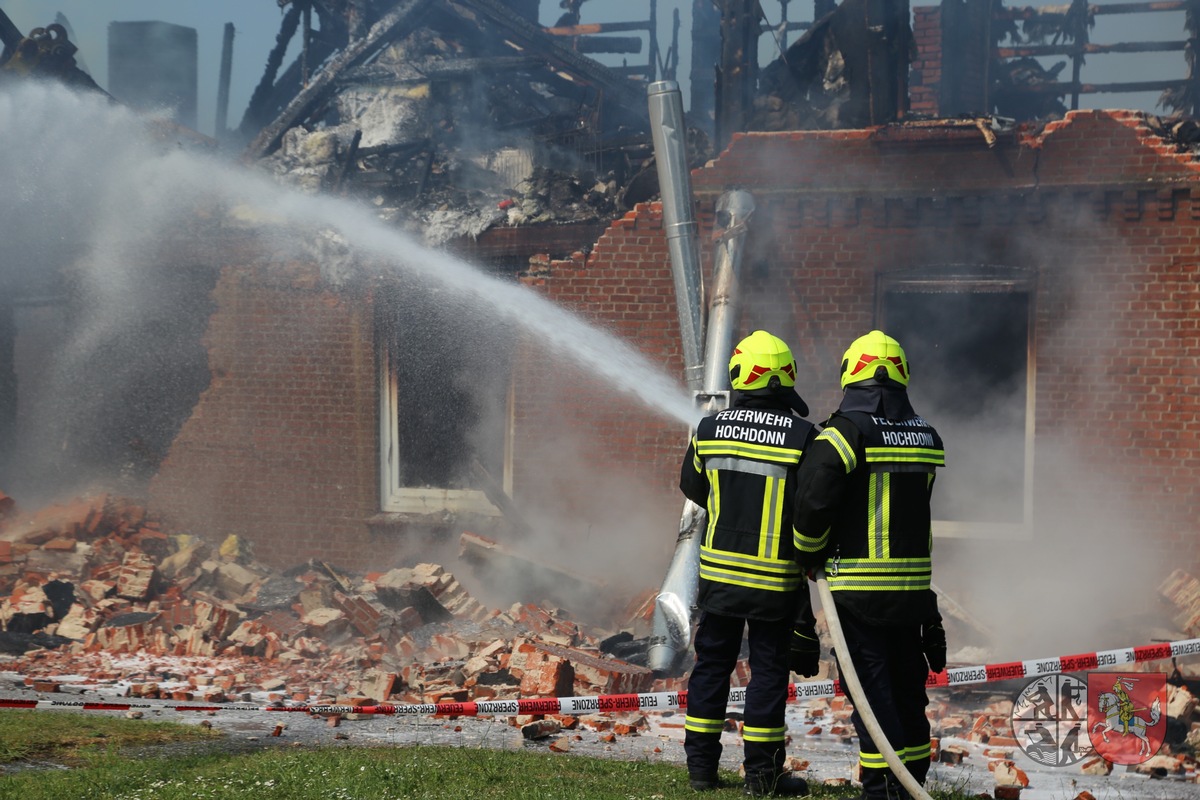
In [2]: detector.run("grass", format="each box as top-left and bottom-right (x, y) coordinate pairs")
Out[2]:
(0, 710), (982, 800)
(0, 709), (220, 765)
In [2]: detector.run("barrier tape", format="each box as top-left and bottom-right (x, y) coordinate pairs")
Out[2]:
(2, 637), (1197, 718)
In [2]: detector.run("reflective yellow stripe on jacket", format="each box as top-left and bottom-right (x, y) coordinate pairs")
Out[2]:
(864, 446), (944, 466)
(825, 557), (932, 592)
(699, 439), (803, 594)
(696, 439), (803, 465)
(791, 428), (853, 556)
(699, 543), (802, 592)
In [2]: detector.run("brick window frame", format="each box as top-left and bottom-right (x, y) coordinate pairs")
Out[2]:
(876, 265), (1037, 540)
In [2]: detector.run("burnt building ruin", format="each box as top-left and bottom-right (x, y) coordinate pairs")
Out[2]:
(1, 0), (1200, 617)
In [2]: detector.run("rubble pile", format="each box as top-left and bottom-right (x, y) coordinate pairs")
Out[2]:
(0, 491), (675, 714)
(8, 490), (1200, 791)
(924, 687), (1200, 791)
(902, 568), (1200, 794)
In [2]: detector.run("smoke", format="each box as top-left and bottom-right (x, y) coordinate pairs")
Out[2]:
(927, 225), (1176, 661)
(1, 82), (697, 628)
(0, 83), (216, 500)
(734, 128), (1178, 664)
(503, 408), (679, 622)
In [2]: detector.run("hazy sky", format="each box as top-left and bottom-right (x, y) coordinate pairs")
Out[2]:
(3, 0), (1190, 138)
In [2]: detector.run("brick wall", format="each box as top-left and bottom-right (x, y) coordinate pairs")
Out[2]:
(148, 260), (379, 570)
(524, 109), (1200, 582)
(147, 109), (1200, 588)
(910, 2), (991, 118)
(910, 6), (941, 116)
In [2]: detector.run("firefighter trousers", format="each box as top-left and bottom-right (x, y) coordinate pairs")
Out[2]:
(684, 611), (792, 782)
(837, 610), (931, 800)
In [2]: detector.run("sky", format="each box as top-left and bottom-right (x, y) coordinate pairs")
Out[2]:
(2, 0), (1190, 138)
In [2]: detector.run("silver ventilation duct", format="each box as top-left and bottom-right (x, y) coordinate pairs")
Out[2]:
(648, 80), (705, 392)
(648, 179), (756, 674)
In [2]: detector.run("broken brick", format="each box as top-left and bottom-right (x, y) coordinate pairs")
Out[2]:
(301, 607), (348, 639)
(332, 590), (385, 637)
(532, 642), (654, 695)
(41, 537), (77, 552)
(115, 552), (157, 600)
(994, 761), (1030, 787)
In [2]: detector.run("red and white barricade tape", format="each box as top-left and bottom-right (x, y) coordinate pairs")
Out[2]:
(2, 637), (1197, 718)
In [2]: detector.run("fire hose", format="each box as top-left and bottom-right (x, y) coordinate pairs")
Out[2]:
(815, 569), (933, 800)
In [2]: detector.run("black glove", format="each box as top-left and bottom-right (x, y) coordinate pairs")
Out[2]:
(789, 627), (821, 677)
(922, 621), (947, 673)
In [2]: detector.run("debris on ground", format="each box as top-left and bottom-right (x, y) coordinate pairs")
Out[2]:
(0, 490), (673, 722)
(6, 488), (1200, 790)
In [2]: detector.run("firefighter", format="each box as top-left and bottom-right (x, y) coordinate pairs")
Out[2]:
(791, 330), (946, 800)
(679, 330), (819, 797)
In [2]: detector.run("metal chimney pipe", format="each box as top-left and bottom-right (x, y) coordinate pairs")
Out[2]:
(648, 80), (705, 392)
(649, 190), (757, 677)
(701, 190), (754, 393)
(216, 23), (235, 138)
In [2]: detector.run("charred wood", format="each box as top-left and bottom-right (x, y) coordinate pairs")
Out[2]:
(242, 33), (346, 144)
(0, 8), (22, 60)
(339, 55), (544, 85)
(329, 128), (363, 193)
(689, 0), (721, 139)
(753, 0), (913, 130)
(716, 0), (761, 149)
(245, 0), (438, 159)
(444, 0), (649, 125)
(239, 4), (304, 139)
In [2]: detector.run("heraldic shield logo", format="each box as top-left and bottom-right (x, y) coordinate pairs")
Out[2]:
(1087, 672), (1166, 765)
(1011, 675), (1090, 767)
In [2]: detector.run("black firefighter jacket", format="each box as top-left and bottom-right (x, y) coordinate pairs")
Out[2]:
(680, 395), (817, 622)
(791, 405), (944, 626)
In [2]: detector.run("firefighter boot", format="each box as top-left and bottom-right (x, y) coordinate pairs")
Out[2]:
(859, 767), (912, 800)
(685, 723), (724, 791)
(743, 772), (810, 797)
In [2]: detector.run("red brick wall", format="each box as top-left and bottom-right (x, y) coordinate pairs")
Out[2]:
(910, 7), (941, 116)
(909, 3), (990, 118)
(524, 110), (1200, 583)
(147, 110), (1200, 591)
(148, 261), (379, 570)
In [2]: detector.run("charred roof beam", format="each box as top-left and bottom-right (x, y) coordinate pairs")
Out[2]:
(444, 0), (649, 122)
(0, 8), (22, 63)
(239, 3), (349, 140)
(245, 0), (437, 159)
(339, 55), (544, 84)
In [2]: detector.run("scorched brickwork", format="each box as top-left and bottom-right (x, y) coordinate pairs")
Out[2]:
(146, 110), (1200, 579)
(524, 109), (1200, 577)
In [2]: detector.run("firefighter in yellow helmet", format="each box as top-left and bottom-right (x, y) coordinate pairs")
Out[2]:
(679, 330), (818, 797)
(791, 330), (946, 800)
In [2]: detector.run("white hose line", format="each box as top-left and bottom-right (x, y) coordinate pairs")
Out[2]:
(815, 571), (934, 800)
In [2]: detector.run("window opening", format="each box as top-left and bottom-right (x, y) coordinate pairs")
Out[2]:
(877, 265), (1036, 538)
(378, 283), (513, 515)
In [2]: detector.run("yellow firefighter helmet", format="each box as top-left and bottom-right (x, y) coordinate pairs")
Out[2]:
(840, 330), (909, 389)
(729, 330), (797, 391)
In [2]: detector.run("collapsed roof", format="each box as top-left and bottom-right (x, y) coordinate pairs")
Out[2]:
(237, 0), (694, 248)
